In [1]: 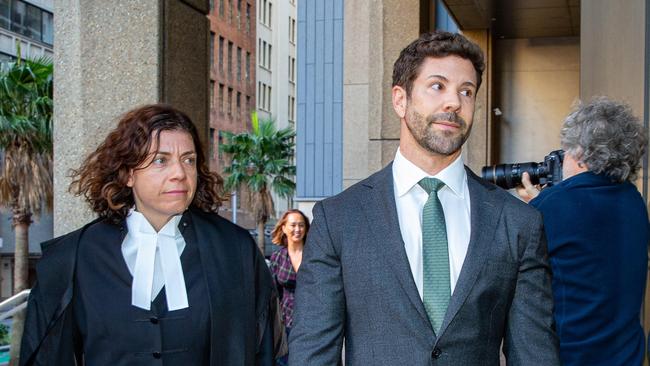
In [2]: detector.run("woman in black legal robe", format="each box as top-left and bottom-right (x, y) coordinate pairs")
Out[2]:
(19, 104), (279, 365)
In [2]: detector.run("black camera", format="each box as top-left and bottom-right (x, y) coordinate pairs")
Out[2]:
(481, 150), (564, 190)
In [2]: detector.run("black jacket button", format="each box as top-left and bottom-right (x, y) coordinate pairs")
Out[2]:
(150, 316), (159, 324)
(432, 347), (442, 359)
(152, 351), (162, 359)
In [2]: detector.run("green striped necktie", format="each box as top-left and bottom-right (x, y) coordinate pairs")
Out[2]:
(418, 177), (450, 334)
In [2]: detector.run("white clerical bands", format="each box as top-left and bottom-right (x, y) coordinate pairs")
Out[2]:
(123, 210), (189, 311)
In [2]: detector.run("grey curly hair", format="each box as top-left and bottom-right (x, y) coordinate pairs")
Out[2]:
(560, 97), (648, 182)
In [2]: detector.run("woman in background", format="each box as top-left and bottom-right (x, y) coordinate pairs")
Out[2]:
(269, 209), (310, 366)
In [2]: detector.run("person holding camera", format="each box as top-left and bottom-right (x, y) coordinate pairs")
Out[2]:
(517, 97), (649, 366)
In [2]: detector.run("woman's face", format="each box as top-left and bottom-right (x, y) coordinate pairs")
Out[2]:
(127, 130), (198, 230)
(282, 213), (307, 245)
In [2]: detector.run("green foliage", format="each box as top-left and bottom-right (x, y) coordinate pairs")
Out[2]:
(0, 324), (8, 346)
(0, 56), (53, 154)
(220, 112), (296, 225)
(0, 55), (53, 216)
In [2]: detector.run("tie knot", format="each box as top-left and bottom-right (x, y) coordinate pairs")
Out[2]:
(418, 177), (445, 195)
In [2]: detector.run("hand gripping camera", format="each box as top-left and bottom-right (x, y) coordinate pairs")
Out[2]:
(481, 150), (564, 190)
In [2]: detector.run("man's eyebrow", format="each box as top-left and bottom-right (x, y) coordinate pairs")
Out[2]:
(461, 80), (477, 88)
(426, 74), (449, 81)
(426, 74), (477, 88)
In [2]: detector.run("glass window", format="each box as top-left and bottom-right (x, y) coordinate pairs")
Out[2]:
(262, 41), (266, 67)
(25, 3), (41, 40)
(228, 87), (233, 115)
(245, 52), (250, 80)
(0, 0), (10, 29)
(41, 11), (52, 45)
(228, 41), (233, 78)
(11, 0), (26, 36)
(209, 128), (215, 158)
(219, 84), (224, 113)
(210, 80), (215, 108)
(267, 44), (272, 70)
(219, 0), (224, 16)
(237, 0), (241, 29)
(268, 2), (272, 28)
(229, 0), (233, 24)
(262, 0), (266, 25)
(237, 47), (241, 81)
(210, 32), (215, 69)
(218, 37), (224, 72)
(246, 4), (250, 33)
(237, 92), (241, 114)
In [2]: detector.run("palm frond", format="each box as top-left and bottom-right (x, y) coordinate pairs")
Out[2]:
(220, 115), (296, 222)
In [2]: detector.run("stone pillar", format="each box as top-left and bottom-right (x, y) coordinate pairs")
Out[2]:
(462, 30), (492, 173)
(54, 0), (209, 235)
(342, 0), (420, 190)
(580, 0), (650, 346)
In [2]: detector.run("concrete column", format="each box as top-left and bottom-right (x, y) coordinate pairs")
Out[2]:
(581, 0), (650, 348)
(462, 29), (492, 173)
(54, 0), (209, 235)
(342, 0), (420, 190)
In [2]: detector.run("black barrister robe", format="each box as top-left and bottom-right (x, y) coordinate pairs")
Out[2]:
(19, 207), (279, 366)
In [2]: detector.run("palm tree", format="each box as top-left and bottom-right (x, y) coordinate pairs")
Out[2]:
(0, 56), (53, 365)
(220, 112), (296, 252)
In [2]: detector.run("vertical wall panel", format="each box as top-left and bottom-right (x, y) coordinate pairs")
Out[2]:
(296, 0), (344, 198)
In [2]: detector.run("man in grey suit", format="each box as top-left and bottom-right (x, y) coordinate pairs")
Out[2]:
(289, 31), (560, 365)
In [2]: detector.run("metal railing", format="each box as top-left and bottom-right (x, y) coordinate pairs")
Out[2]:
(0, 290), (30, 322)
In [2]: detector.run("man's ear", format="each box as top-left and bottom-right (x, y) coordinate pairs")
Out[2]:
(392, 85), (407, 119)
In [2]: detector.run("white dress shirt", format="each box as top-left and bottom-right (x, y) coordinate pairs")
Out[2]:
(122, 210), (189, 311)
(392, 148), (471, 299)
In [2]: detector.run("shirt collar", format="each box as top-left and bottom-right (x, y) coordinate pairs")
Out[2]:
(393, 148), (467, 198)
(126, 208), (182, 238)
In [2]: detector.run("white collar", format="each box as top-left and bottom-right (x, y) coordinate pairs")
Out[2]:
(393, 148), (467, 198)
(123, 209), (188, 311)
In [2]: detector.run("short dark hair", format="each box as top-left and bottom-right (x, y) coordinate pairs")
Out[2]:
(70, 104), (225, 223)
(392, 31), (485, 96)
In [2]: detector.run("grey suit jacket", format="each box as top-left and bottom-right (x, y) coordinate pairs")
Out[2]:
(289, 164), (560, 365)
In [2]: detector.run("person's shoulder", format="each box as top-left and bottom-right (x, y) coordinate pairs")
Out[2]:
(41, 217), (107, 254)
(529, 177), (580, 210)
(467, 173), (544, 227)
(189, 208), (253, 239)
(269, 246), (286, 262)
(318, 164), (391, 211)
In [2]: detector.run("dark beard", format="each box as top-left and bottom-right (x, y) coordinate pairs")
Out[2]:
(405, 110), (471, 156)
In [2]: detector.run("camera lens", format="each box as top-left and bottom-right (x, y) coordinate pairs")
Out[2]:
(481, 162), (541, 189)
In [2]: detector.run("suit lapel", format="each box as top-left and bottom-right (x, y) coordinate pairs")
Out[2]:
(436, 169), (504, 339)
(360, 164), (432, 329)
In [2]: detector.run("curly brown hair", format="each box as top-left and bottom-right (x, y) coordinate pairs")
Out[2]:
(69, 104), (225, 223)
(271, 209), (310, 247)
(392, 31), (485, 97)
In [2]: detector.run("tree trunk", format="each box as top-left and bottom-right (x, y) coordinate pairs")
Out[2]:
(257, 220), (266, 254)
(9, 210), (31, 366)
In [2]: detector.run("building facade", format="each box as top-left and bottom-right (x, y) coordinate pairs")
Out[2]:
(256, 0), (297, 217)
(207, 0), (257, 225)
(208, 0), (257, 171)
